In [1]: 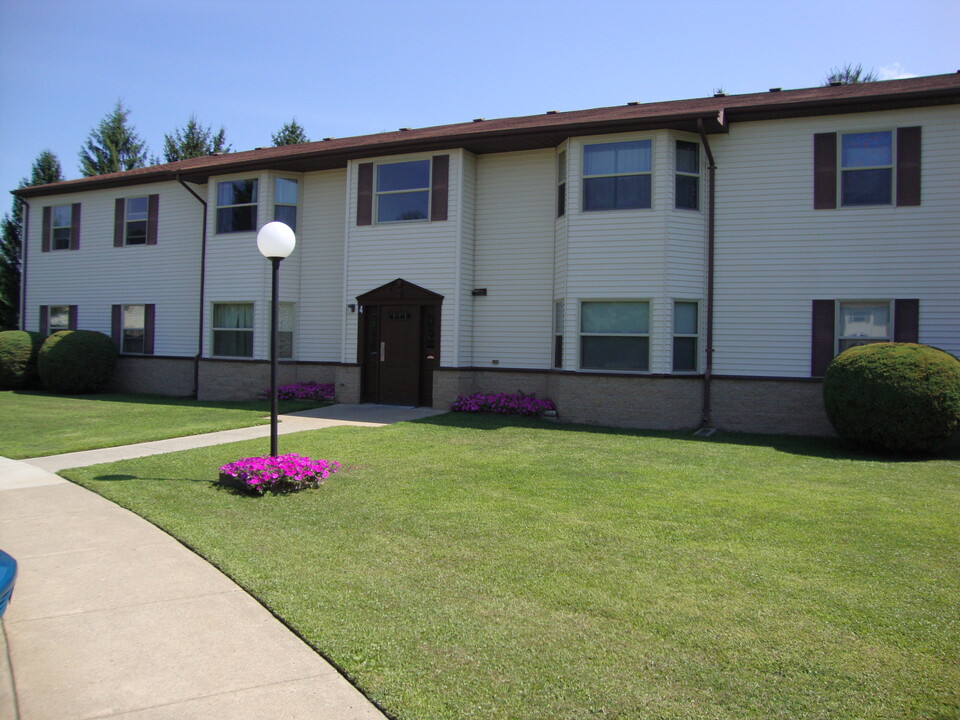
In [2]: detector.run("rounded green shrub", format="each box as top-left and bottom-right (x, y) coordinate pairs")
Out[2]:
(38, 330), (118, 394)
(0, 330), (46, 389)
(823, 342), (960, 453)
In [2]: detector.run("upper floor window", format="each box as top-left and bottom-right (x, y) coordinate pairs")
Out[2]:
(216, 179), (258, 233)
(557, 150), (567, 217)
(51, 205), (73, 250)
(841, 132), (892, 206)
(582, 140), (652, 211)
(274, 178), (298, 231)
(376, 160), (430, 222)
(675, 141), (700, 210)
(580, 300), (649, 371)
(125, 197), (149, 244)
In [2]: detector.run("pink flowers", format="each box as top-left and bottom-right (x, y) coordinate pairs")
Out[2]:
(450, 392), (556, 416)
(219, 454), (341, 495)
(271, 382), (335, 402)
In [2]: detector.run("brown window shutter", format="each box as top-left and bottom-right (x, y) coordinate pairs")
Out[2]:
(112, 305), (122, 348)
(896, 127), (921, 207)
(357, 163), (373, 225)
(431, 155), (449, 221)
(68, 305), (78, 330)
(144, 304), (156, 354)
(114, 198), (126, 247)
(70, 203), (81, 250)
(894, 299), (919, 342)
(147, 194), (160, 245)
(811, 299), (836, 376)
(813, 133), (837, 210)
(39, 305), (48, 335)
(42, 206), (51, 252)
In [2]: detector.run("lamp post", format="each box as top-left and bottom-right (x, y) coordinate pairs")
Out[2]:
(257, 221), (296, 457)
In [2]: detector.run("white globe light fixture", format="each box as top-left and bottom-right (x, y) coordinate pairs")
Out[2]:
(257, 221), (297, 457)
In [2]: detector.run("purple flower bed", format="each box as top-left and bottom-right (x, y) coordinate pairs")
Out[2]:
(450, 392), (556, 416)
(219, 453), (341, 495)
(271, 382), (335, 402)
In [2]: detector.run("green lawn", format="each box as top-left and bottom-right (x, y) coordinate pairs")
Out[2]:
(0, 390), (324, 458)
(63, 414), (960, 720)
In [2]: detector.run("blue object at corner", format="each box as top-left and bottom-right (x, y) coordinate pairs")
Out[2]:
(0, 549), (16, 617)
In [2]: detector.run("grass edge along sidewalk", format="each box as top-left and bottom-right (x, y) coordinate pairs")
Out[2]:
(62, 414), (960, 720)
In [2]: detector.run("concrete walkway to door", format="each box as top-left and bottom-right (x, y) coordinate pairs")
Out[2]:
(0, 403), (445, 720)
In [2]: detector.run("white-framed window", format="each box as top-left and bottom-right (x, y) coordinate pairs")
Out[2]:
(553, 300), (564, 368)
(376, 159), (430, 222)
(672, 301), (699, 372)
(582, 140), (652, 211)
(557, 150), (567, 217)
(51, 205), (72, 250)
(579, 300), (650, 371)
(837, 301), (891, 353)
(279, 302), (295, 359)
(675, 141), (700, 210)
(48, 305), (70, 332)
(121, 304), (146, 354)
(125, 197), (149, 245)
(274, 178), (298, 231)
(212, 303), (254, 357)
(216, 179), (258, 233)
(840, 131), (893, 206)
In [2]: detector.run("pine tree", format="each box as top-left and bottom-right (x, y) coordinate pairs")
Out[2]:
(78, 100), (149, 176)
(0, 151), (64, 329)
(271, 119), (309, 146)
(824, 64), (879, 85)
(162, 115), (231, 162)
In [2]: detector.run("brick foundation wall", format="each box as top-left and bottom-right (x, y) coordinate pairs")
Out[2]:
(109, 356), (195, 397)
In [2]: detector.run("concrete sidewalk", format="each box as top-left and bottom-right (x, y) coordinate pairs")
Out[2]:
(0, 404), (445, 719)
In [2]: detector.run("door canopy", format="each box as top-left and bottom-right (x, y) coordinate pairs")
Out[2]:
(357, 278), (444, 306)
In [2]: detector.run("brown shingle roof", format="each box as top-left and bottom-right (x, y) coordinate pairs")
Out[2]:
(14, 73), (960, 198)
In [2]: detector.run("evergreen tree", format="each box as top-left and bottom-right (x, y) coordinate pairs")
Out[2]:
(0, 151), (64, 329)
(824, 64), (879, 85)
(162, 115), (231, 162)
(78, 100), (149, 176)
(272, 119), (309, 146)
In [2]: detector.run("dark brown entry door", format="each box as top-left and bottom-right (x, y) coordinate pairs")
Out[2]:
(378, 305), (420, 405)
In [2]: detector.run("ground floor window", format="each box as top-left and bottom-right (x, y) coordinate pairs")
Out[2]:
(837, 301), (891, 352)
(554, 300), (564, 369)
(48, 305), (71, 332)
(672, 301), (699, 371)
(580, 301), (649, 371)
(279, 302), (294, 359)
(122, 304), (146, 354)
(213, 303), (253, 357)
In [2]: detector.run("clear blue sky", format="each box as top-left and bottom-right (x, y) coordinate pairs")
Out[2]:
(1, 0), (957, 200)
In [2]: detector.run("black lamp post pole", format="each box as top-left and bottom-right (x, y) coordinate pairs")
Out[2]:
(269, 256), (282, 458)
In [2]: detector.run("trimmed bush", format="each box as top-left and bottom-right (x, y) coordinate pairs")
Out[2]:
(823, 342), (960, 453)
(0, 330), (46, 389)
(38, 330), (118, 394)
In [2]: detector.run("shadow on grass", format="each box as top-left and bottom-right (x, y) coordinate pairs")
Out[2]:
(409, 412), (960, 463)
(8, 389), (327, 414)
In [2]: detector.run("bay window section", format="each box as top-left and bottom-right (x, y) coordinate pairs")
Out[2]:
(841, 132), (893, 206)
(672, 301), (699, 371)
(216, 179), (258, 233)
(213, 303), (254, 357)
(580, 301), (649, 371)
(838, 301), (891, 352)
(274, 178), (298, 231)
(279, 302), (295, 359)
(582, 140), (652, 211)
(376, 160), (430, 222)
(554, 300), (564, 368)
(675, 141), (700, 210)
(557, 150), (567, 217)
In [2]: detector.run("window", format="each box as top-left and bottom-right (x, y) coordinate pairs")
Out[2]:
(279, 302), (294, 359)
(580, 301), (649, 371)
(837, 301), (891, 352)
(582, 140), (652, 211)
(841, 132), (892, 206)
(212, 303), (253, 357)
(124, 197), (149, 244)
(376, 160), (430, 222)
(274, 178), (298, 231)
(557, 150), (567, 217)
(675, 141), (699, 210)
(673, 301), (699, 371)
(52, 205), (72, 250)
(553, 300), (564, 368)
(121, 305), (146, 353)
(216, 179), (258, 233)
(48, 305), (70, 332)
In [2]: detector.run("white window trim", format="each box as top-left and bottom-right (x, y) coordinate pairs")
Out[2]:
(211, 302), (255, 358)
(835, 299), (893, 354)
(581, 138), (654, 213)
(838, 130), (896, 208)
(577, 298), (652, 373)
(375, 159), (431, 224)
(671, 299), (700, 373)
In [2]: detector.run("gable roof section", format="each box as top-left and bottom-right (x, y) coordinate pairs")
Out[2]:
(15, 73), (960, 198)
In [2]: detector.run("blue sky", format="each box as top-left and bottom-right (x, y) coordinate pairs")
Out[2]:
(1, 0), (957, 200)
